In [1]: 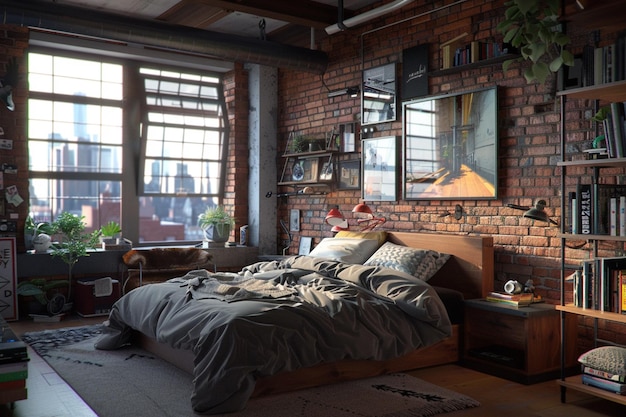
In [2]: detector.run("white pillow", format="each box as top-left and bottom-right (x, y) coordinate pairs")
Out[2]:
(308, 238), (381, 264)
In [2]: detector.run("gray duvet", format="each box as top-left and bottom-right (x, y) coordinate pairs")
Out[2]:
(95, 255), (451, 414)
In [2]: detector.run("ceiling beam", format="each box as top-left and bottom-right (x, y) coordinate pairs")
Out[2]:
(190, 0), (346, 28)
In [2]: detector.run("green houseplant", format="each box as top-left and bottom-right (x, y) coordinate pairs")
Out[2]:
(50, 212), (100, 303)
(497, 0), (573, 84)
(198, 205), (235, 243)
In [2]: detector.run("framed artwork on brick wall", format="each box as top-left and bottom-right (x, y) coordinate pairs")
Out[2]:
(362, 63), (397, 125)
(362, 136), (398, 201)
(402, 86), (498, 200)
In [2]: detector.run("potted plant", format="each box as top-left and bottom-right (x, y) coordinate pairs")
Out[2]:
(17, 278), (69, 316)
(198, 205), (235, 243)
(49, 212), (100, 304)
(497, 0), (573, 84)
(24, 216), (54, 252)
(99, 220), (122, 247)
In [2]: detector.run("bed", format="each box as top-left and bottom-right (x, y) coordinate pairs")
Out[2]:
(95, 231), (494, 414)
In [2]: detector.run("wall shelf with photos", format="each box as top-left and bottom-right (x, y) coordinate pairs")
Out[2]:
(278, 152), (337, 187)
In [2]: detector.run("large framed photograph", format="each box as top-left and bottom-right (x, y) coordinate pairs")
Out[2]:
(338, 159), (361, 190)
(403, 86), (498, 200)
(362, 63), (397, 125)
(362, 136), (398, 201)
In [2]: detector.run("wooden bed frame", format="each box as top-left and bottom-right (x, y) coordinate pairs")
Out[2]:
(140, 232), (494, 396)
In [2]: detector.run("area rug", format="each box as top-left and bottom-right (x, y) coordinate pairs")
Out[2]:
(23, 325), (480, 417)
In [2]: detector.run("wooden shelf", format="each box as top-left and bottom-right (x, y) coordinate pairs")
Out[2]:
(556, 304), (626, 324)
(282, 150), (338, 158)
(431, 54), (517, 76)
(558, 375), (626, 405)
(557, 157), (626, 168)
(558, 233), (626, 242)
(563, 0), (626, 31)
(557, 80), (626, 102)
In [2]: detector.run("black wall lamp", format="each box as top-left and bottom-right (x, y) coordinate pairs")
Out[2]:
(507, 200), (558, 225)
(327, 86), (360, 98)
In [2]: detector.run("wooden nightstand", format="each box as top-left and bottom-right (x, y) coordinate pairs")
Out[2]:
(463, 298), (577, 384)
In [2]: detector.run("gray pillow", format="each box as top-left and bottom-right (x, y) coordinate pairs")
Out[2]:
(363, 241), (450, 281)
(308, 238), (381, 264)
(578, 346), (626, 376)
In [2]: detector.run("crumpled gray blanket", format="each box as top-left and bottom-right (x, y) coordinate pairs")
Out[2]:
(169, 269), (297, 302)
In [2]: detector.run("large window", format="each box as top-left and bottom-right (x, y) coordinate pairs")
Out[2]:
(28, 50), (228, 243)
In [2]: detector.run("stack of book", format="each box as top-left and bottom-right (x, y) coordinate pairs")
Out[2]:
(485, 292), (543, 307)
(581, 366), (626, 395)
(0, 320), (29, 403)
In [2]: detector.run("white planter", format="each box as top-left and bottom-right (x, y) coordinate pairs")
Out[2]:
(32, 233), (52, 253)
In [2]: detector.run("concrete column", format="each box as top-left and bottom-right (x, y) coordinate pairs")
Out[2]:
(246, 64), (278, 255)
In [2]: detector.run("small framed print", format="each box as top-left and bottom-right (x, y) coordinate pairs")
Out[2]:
(319, 161), (333, 181)
(338, 159), (361, 190)
(290, 209), (300, 231)
(340, 123), (356, 153)
(362, 136), (398, 201)
(298, 236), (313, 255)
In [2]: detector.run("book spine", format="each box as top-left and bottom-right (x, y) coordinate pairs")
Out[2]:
(582, 373), (626, 394)
(610, 197), (617, 236)
(619, 195), (626, 236)
(578, 184), (592, 235)
(582, 365), (626, 383)
(0, 370), (27, 382)
(621, 269), (626, 314)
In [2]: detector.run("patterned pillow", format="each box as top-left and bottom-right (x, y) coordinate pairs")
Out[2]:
(578, 346), (626, 376)
(363, 241), (450, 281)
(308, 238), (381, 264)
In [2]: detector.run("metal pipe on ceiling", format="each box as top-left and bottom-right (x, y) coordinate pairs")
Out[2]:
(325, 0), (415, 35)
(0, 0), (328, 74)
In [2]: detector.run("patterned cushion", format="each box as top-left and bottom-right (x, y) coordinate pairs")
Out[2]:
(308, 238), (381, 264)
(578, 346), (626, 376)
(363, 242), (450, 281)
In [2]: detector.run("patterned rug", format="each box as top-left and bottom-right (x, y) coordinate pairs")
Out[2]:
(23, 325), (480, 417)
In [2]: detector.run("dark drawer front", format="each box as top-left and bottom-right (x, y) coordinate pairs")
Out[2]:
(466, 307), (525, 347)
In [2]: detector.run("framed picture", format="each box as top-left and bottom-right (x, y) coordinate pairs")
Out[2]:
(362, 63), (397, 125)
(402, 86), (498, 200)
(290, 209), (300, 231)
(319, 161), (334, 181)
(340, 123), (356, 153)
(298, 236), (312, 255)
(361, 136), (398, 201)
(338, 159), (361, 190)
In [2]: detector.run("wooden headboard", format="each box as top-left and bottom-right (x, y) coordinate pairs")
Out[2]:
(386, 232), (494, 299)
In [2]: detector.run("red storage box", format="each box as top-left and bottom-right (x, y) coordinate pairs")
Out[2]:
(74, 278), (120, 317)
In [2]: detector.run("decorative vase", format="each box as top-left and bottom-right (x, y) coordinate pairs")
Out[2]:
(32, 233), (52, 253)
(203, 223), (231, 243)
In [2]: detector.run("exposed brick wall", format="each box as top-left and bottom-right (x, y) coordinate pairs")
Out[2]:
(0, 26), (28, 252)
(276, 1), (626, 347)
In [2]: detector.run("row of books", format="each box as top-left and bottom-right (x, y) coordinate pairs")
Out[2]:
(440, 32), (513, 70)
(602, 102), (626, 159)
(0, 323), (29, 400)
(572, 257), (626, 313)
(569, 184), (626, 236)
(581, 33), (626, 87)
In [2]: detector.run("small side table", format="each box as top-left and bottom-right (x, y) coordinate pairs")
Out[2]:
(463, 298), (576, 384)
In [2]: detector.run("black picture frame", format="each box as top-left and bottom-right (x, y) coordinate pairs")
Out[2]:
(362, 136), (398, 201)
(338, 159), (361, 190)
(402, 44), (429, 100)
(402, 86), (498, 200)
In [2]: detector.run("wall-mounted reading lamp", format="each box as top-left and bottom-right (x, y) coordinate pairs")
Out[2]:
(352, 203), (386, 231)
(325, 205), (349, 232)
(327, 86), (360, 98)
(506, 200), (558, 225)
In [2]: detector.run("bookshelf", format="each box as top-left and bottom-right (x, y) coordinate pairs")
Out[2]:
(557, 3), (626, 405)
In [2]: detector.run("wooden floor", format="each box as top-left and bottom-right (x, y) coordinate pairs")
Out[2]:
(1, 316), (625, 417)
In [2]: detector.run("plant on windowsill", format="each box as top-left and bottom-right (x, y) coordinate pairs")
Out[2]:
(497, 0), (573, 84)
(24, 215), (54, 252)
(49, 212), (100, 308)
(198, 205), (235, 244)
(99, 220), (122, 248)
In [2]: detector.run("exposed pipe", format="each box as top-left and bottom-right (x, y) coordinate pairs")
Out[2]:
(0, 0), (328, 74)
(325, 0), (415, 35)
